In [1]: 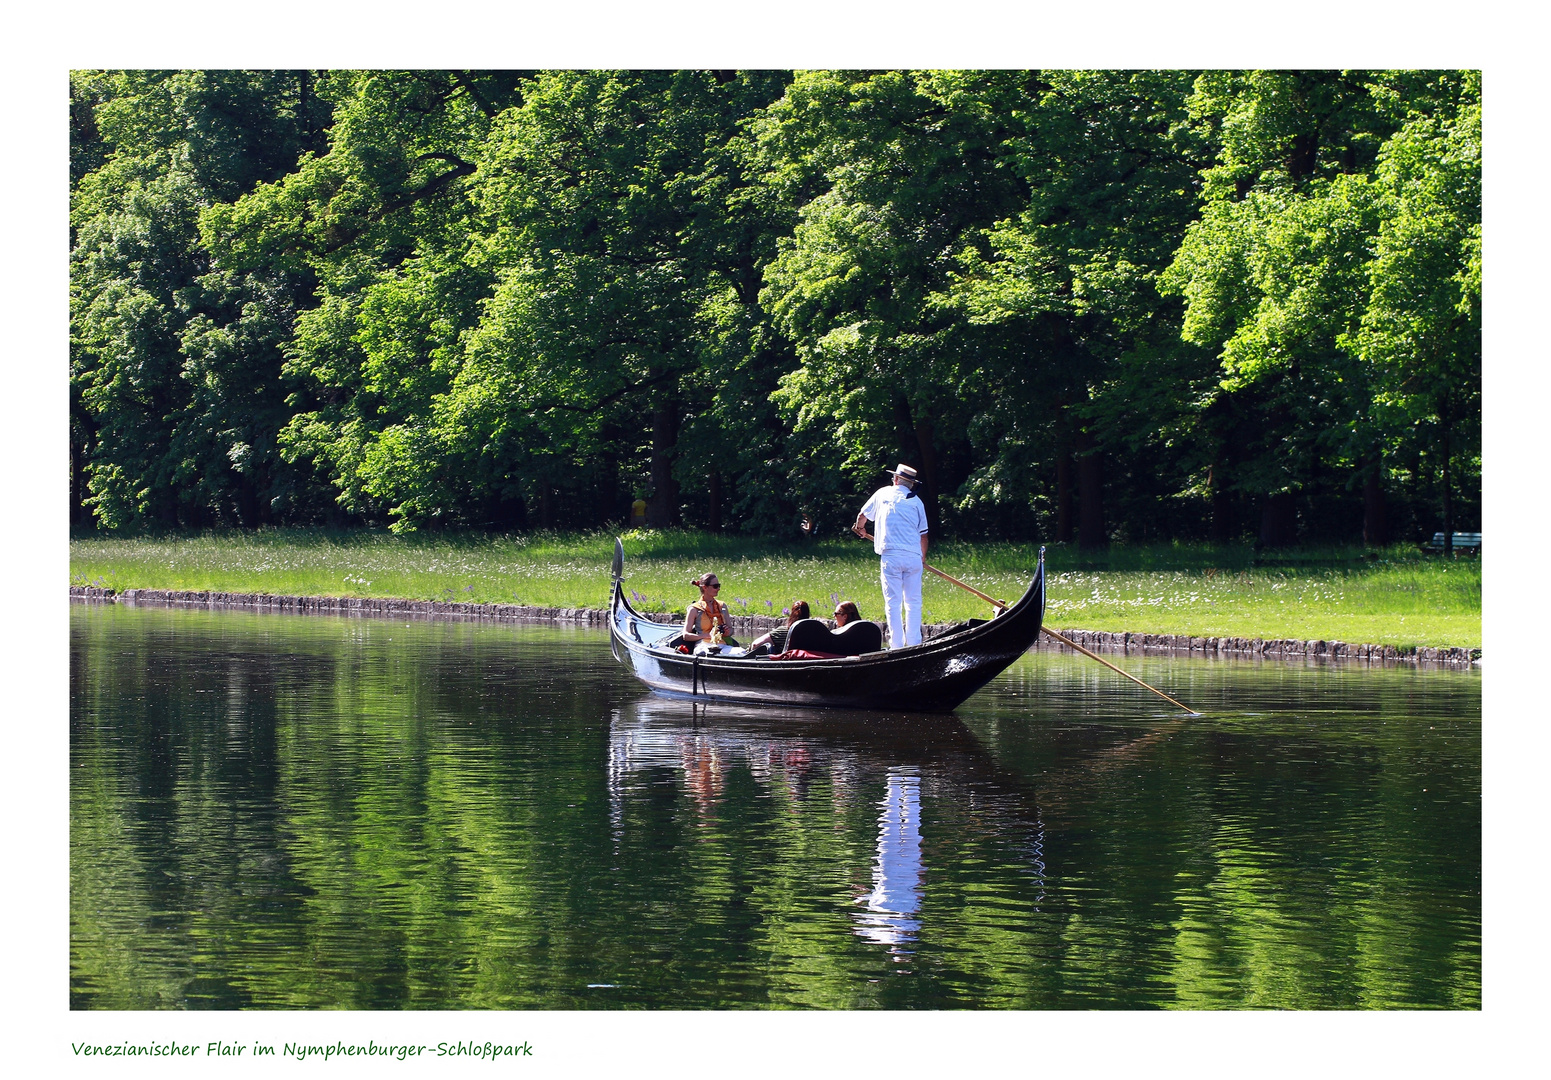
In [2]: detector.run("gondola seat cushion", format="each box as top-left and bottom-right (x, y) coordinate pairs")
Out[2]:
(785, 617), (884, 657)
(833, 619), (884, 654)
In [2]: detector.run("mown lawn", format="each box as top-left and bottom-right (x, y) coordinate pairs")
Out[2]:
(69, 528), (1482, 649)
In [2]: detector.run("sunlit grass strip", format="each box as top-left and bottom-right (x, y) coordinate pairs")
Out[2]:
(69, 528), (1482, 648)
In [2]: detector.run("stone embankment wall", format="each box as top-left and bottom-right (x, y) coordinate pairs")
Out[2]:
(69, 587), (1480, 667)
(1027, 627), (1478, 666)
(70, 586), (614, 626)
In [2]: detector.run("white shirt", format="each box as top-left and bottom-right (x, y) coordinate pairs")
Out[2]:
(860, 485), (928, 556)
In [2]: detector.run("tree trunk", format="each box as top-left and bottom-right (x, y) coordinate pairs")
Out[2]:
(1209, 464), (1233, 543)
(646, 404), (679, 528)
(1259, 491), (1297, 548)
(237, 477), (261, 529)
(911, 408), (940, 527)
(1074, 429), (1104, 550)
(538, 487), (554, 530)
(70, 446), (83, 528)
(893, 395), (915, 471)
(597, 466), (617, 527)
(1055, 447), (1074, 543)
(1362, 458), (1387, 547)
(494, 491), (526, 530)
(890, 395), (938, 525)
(707, 471), (722, 532)
(1441, 417), (1453, 556)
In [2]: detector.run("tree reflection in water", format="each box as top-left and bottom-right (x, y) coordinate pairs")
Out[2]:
(71, 606), (1479, 1009)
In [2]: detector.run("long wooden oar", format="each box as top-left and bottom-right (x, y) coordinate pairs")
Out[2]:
(858, 529), (1014, 610)
(924, 562), (1009, 609)
(1038, 627), (1199, 715)
(915, 551), (1199, 716)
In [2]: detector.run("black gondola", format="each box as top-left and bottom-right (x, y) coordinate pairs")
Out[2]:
(608, 539), (1046, 712)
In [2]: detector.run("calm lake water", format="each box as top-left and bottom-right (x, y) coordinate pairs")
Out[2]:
(70, 602), (1480, 1010)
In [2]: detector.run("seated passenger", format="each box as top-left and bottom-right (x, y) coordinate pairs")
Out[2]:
(749, 599), (810, 656)
(778, 617), (844, 658)
(678, 572), (738, 649)
(776, 615), (883, 658)
(832, 600), (860, 628)
(830, 616), (884, 655)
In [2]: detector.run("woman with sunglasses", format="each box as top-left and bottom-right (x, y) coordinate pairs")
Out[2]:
(682, 572), (737, 647)
(832, 600), (861, 628)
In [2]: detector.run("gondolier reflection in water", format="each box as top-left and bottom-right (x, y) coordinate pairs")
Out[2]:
(853, 464), (929, 648)
(854, 769), (923, 952)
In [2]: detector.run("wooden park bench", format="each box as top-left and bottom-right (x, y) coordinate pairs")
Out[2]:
(1425, 531), (1482, 552)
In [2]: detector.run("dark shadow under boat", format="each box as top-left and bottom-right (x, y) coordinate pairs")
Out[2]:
(607, 539), (1045, 712)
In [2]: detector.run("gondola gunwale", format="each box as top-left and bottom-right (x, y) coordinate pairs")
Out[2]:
(607, 538), (1045, 711)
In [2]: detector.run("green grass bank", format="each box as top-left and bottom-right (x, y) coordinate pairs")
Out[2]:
(69, 528), (1482, 649)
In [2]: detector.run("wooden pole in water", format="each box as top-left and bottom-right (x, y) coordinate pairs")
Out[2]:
(878, 536), (1199, 715)
(1038, 627), (1198, 715)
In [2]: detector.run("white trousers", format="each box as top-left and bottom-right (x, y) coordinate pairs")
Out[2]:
(880, 551), (923, 648)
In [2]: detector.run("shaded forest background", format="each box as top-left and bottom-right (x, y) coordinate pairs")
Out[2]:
(69, 70), (1480, 547)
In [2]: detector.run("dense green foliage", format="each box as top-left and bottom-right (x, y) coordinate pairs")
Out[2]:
(71, 70), (1480, 547)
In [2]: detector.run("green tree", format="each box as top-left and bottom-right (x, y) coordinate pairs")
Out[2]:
(1348, 76), (1480, 551)
(942, 70), (1205, 545)
(759, 71), (1203, 545)
(70, 68), (1480, 546)
(202, 71), (527, 527)
(207, 70), (792, 534)
(377, 70), (791, 531)
(1160, 71), (1479, 546)
(753, 70), (1032, 535)
(71, 70), (332, 529)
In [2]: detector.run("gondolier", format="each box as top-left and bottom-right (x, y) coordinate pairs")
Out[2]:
(853, 464), (930, 648)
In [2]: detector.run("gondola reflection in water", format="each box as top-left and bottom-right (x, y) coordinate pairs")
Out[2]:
(608, 539), (1046, 711)
(605, 695), (1048, 963)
